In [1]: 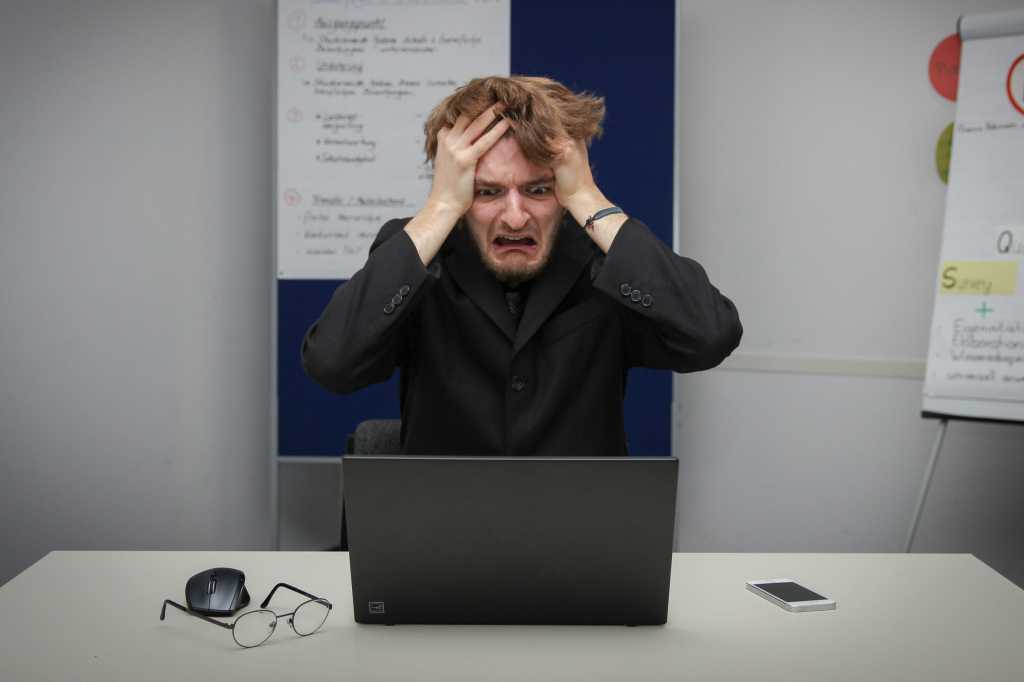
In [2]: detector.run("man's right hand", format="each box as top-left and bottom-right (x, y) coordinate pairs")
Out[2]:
(428, 103), (510, 215)
(404, 104), (510, 265)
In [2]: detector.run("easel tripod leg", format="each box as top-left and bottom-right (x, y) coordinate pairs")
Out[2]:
(905, 419), (948, 552)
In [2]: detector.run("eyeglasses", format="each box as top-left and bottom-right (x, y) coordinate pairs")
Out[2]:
(160, 582), (332, 648)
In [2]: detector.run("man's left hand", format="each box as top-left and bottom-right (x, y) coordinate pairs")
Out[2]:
(553, 138), (627, 253)
(553, 138), (598, 208)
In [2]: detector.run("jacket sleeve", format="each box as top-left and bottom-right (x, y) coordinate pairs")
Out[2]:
(300, 218), (439, 394)
(591, 218), (742, 372)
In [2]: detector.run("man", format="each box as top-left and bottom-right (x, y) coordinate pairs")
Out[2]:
(302, 76), (742, 457)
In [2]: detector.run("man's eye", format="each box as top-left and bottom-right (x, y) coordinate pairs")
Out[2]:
(476, 188), (500, 197)
(526, 185), (552, 196)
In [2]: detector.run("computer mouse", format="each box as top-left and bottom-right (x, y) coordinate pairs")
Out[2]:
(185, 567), (251, 616)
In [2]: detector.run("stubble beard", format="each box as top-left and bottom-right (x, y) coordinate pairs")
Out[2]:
(468, 213), (564, 288)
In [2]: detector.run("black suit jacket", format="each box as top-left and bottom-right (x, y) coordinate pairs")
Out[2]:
(302, 215), (741, 456)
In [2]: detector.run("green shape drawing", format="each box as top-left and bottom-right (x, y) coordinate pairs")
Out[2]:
(935, 122), (953, 184)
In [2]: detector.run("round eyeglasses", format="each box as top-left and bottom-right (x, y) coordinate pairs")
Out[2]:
(161, 582), (332, 649)
(229, 597), (331, 648)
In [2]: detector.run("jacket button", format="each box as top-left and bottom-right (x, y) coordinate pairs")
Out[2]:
(511, 375), (527, 392)
(384, 302), (395, 315)
(399, 285), (411, 295)
(630, 290), (642, 303)
(641, 294), (653, 308)
(391, 294), (403, 306)
(619, 283), (632, 297)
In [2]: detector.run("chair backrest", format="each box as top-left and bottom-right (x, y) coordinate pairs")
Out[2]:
(350, 419), (402, 455)
(339, 419), (402, 550)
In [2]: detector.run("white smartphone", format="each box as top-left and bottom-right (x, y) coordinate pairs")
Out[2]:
(745, 578), (836, 612)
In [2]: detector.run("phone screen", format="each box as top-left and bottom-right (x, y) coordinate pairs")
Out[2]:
(755, 581), (826, 603)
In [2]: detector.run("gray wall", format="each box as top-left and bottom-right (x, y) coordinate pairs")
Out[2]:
(0, 0), (1021, 587)
(674, 0), (1023, 585)
(0, 0), (275, 584)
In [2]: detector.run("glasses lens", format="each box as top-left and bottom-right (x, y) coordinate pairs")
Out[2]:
(292, 599), (330, 636)
(232, 610), (277, 648)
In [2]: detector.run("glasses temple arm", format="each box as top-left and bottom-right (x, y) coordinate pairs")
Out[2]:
(159, 599), (233, 630)
(260, 582), (322, 608)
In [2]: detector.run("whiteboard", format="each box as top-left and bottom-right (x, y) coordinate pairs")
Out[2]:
(275, 0), (510, 280)
(923, 9), (1024, 422)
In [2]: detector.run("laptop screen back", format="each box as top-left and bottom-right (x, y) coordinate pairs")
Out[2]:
(343, 456), (678, 625)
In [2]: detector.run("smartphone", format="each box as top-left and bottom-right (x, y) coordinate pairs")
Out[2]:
(745, 578), (836, 612)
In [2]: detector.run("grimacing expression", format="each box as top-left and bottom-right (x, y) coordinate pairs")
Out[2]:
(464, 135), (564, 286)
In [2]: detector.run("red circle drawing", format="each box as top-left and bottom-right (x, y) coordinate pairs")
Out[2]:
(929, 34), (960, 101)
(1008, 54), (1024, 116)
(284, 190), (302, 207)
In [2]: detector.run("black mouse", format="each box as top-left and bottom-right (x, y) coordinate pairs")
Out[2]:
(185, 567), (251, 616)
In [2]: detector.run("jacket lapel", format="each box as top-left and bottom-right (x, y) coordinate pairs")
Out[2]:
(446, 225), (516, 342)
(513, 218), (592, 354)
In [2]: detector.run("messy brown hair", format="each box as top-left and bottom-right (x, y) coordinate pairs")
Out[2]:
(423, 75), (605, 167)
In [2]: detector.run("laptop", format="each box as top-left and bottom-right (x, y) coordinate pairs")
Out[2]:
(342, 456), (678, 625)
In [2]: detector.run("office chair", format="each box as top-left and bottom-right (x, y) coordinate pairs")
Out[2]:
(350, 419), (402, 456)
(337, 419), (401, 550)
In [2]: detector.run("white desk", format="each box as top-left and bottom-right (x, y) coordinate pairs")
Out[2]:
(1, 552), (1022, 681)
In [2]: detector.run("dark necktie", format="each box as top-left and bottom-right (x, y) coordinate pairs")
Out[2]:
(504, 290), (525, 328)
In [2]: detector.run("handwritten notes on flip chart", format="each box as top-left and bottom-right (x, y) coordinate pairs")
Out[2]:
(923, 19), (1024, 421)
(276, 0), (510, 279)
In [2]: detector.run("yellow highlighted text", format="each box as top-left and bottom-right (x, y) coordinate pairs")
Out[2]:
(939, 260), (1018, 295)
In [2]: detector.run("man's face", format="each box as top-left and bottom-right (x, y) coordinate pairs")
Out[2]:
(464, 135), (564, 286)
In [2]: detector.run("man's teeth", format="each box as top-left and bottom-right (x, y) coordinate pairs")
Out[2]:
(495, 235), (535, 247)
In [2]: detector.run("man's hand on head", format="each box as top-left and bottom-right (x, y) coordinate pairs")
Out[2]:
(552, 138), (597, 208)
(553, 138), (628, 254)
(404, 104), (511, 266)
(429, 104), (511, 216)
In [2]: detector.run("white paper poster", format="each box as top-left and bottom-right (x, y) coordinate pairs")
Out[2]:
(923, 16), (1024, 421)
(276, 0), (510, 279)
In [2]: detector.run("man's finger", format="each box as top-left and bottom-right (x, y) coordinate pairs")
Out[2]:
(459, 104), (506, 146)
(449, 113), (472, 136)
(467, 116), (511, 158)
(553, 136), (576, 160)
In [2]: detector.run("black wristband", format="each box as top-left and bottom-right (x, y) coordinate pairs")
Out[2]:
(583, 206), (624, 230)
